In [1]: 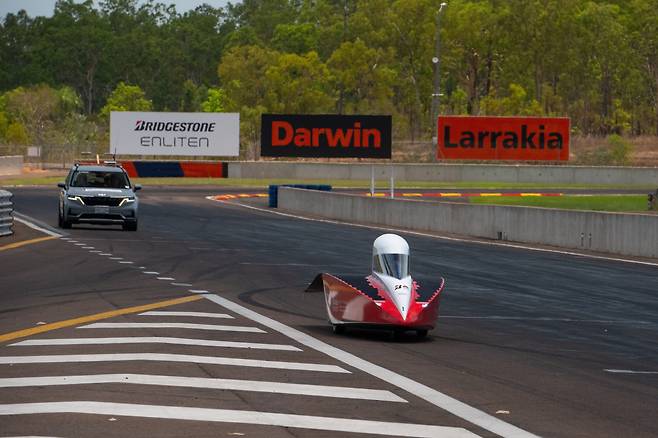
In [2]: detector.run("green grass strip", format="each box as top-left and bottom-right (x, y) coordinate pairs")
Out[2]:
(469, 195), (649, 212)
(2, 175), (654, 191)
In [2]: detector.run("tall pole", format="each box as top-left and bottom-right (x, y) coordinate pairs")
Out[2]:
(431, 2), (447, 161)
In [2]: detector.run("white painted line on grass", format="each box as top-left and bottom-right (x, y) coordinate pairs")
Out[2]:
(139, 311), (233, 319)
(156, 277), (175, 281)
(204, 293), (540, 438)
(189, 289), (209, 294)
(0, 402), (477, 437)
(0, 374), (405, 402)
(79, 322), (265, 333)
(171, 282), (193, 287)
(212, 198), (658, 268)
(0, 354), (348, 373)
(604, 369), (658, 375)
(11, 337), (301, 352)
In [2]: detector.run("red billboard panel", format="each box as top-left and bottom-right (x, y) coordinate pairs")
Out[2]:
(437, 116), (570, 161)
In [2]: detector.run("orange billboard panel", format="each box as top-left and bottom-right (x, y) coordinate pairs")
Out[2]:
(437, 116), (570, 161)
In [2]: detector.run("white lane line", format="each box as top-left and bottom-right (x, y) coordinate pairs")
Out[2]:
(109, 257), (123, 260)
(13, 214), (62, 238)
(156, 277), (175, 281)
(139, 311), (234, 319)
(89, 250), (102, 253)
(189, 289), (209, 294)
(213, 197), (658, 268)
(0, 354), (348, 373)
(604, 369), (658, 375)
(171, 282), (193, 287)
(204, 294), (539, 438)
(74, 243), (86, 246)
(79, 322), (265, 333)
(0, 402), (477, 437)
(143, 271), (159, 275)
(11, 337), (301, 352)
(82, 247), (94, 249)
(99, 253), (112, 256)
(0, 374), (405, 402)
(119, 261), (134, 264)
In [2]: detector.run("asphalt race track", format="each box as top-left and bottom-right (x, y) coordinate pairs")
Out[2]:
(1, 186), (657, 437)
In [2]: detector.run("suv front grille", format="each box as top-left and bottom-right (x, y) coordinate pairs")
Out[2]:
(81, 196), (123, 207)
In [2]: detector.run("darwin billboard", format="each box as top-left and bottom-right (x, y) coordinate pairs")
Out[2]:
(261, 114), (392, 158)
(437, 116), (570, 161)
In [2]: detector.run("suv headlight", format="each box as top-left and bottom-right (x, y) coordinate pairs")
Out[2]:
(119, 197), (136, 207)
(67, 196), (85, 204)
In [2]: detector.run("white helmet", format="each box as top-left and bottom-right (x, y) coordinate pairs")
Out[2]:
(372, 234), (410, 280)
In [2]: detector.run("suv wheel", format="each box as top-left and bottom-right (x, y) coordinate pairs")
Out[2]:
(123, 220), (138, 231)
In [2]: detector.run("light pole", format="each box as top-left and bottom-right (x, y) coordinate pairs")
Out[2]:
(431, 2), (447, 159)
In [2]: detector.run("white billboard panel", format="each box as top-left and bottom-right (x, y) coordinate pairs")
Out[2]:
(110, 111), (239, 157)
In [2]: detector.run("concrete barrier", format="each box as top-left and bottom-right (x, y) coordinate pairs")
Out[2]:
(278, 188), (658, 258)
(0, 156), (23, 176)
(227, 161), (658, 186)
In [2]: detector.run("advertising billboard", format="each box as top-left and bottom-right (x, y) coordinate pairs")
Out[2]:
(110, 111), (240, 157)
(261, 114), (392, 158)
(437, 116), (570, 161)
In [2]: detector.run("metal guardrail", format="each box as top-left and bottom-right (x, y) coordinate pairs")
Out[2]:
(0, 189), (14, 237)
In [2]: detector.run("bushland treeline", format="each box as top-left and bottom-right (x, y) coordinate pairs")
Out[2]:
(0, 0), (657, 155)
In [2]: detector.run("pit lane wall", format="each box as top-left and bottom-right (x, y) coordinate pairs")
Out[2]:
(0, 156), (23, 176)
(278, 187), (658, 259)
(229, 162), (658, 185)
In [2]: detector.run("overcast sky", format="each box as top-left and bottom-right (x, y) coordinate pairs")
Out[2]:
(0, 0), (232, 18)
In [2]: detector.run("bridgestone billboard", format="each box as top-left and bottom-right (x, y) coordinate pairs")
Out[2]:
(437, 116), (570, 161)
(261, 114), (392, 158)
(110, 111), (240, 157)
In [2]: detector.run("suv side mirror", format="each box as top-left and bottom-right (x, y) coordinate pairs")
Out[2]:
(57, 182), (66, 188)
(134, 184), (142, 191)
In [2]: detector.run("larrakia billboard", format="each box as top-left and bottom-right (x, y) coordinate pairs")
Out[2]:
(437, 116), (570, 161)
(110, 112), (240, 157)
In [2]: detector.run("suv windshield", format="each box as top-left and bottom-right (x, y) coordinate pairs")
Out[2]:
(71, 171), (130, 189)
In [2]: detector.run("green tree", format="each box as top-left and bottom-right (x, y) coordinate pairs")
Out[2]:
(328, 39), (396, 113)
(218, 45), (279, 111)
(272, 23), (319, 54)
(100, 82), (152, 117)
(480, 83), (543, 116)
(5, 122), (29, 145)
(264, 51), (334, 113)
(201, 88), (226, 112)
